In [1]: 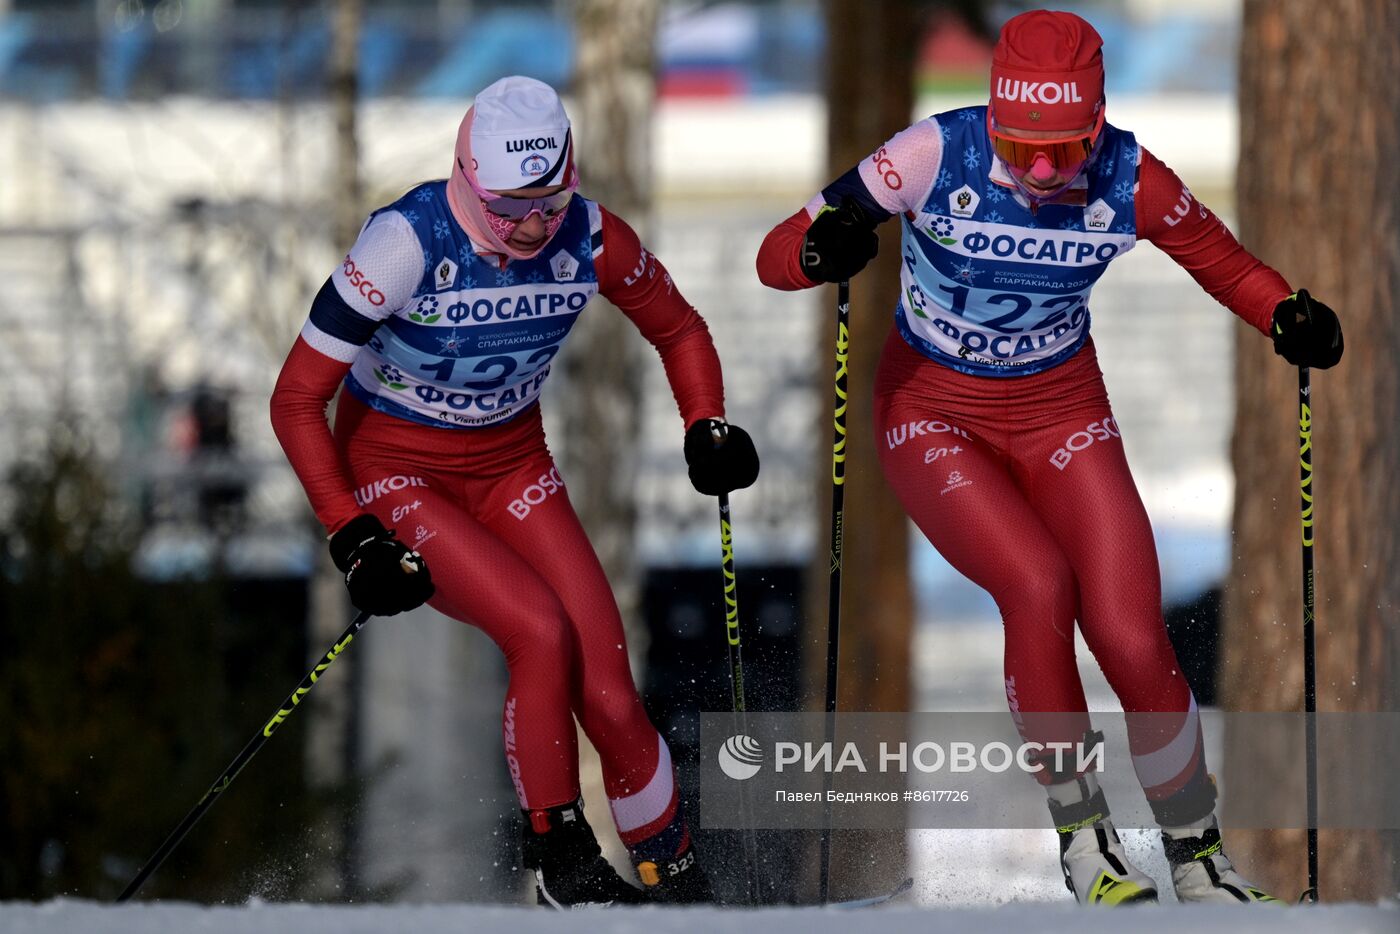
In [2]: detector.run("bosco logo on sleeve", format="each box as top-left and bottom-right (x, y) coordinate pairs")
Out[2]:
(340, 256), (386, 306)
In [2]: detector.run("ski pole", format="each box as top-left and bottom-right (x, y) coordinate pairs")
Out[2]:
(818, 279), (851, 903)
(117, 609), (373, 902)
(717, 493), (749, 723)
(1297, 366), (1319, 903)
(716, 485), (759, 904)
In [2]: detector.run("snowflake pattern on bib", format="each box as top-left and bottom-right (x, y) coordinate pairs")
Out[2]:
(895, 106), (1141, 378)
(338, 182), (605, 428)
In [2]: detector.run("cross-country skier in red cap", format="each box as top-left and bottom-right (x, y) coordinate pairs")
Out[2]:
(272, 76), (758, 907)
(757, 9), (1341, 905)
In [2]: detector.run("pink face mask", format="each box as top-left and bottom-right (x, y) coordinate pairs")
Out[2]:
(460, 160), (576, 246)
(481, 206), (569, 245)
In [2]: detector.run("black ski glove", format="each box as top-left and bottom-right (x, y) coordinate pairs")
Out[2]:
(684, 419), (760, 496)
(800, 197), (879, 283)
(329, 514), (434, 616)
(1271, 289), (1343, 369)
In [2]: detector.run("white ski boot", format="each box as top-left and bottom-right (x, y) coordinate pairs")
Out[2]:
(1049, 773), (1158, 905)
(1162, 816), (1279, 904)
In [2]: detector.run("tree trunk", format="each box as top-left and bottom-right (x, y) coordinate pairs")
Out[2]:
(811, 0), (918, 901)
(311, 0), (362, 898)
(563, 0), (660, 618)
(1223, 0), (1399, 900)
(330, 0), (363, 251)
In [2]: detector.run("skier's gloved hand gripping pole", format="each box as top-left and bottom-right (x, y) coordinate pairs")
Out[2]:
(1271, 289), (1343, 370)
(801, 198), (879, 285)
(684, 418), (759, 498)
(685, 417), (761, 904)
(1273, 288), (1341, 903)
(330, 514), (436, 616)
(117, 519), (432, 902)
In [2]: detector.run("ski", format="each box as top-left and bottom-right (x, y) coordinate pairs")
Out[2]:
(830, 875), (913, 909)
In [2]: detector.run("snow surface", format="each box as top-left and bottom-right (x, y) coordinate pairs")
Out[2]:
(1, 899), (1395, 934)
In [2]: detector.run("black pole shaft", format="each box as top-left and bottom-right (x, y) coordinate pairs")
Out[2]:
(1298, 366), (1319, 901)
(719, 494), (749, 720)
(718, 492), (760, 904)
(117, 609), (373, 902)
(818, 280), (851, 903)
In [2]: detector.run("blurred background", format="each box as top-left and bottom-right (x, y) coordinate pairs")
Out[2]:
(0, 0), (1394, 909)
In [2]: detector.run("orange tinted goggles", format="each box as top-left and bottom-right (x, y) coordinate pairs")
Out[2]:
(989, 110), (1104, 171)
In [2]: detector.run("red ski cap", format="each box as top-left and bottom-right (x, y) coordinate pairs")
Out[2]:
(990, 10), (1104, 133)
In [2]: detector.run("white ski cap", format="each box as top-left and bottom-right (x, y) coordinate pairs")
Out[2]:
(469, 76), (573, 191)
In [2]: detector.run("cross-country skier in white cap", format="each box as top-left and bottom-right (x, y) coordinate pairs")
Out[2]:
(272, 76), (758, 907)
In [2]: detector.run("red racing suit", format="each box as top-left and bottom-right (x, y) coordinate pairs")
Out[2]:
(272, 180), (721, 858)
